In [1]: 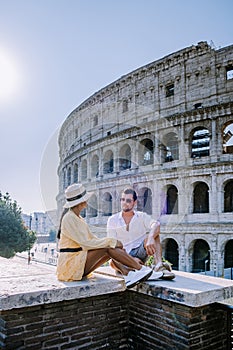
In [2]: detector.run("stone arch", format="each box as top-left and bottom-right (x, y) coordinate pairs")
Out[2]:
(81, 159), (87, 181)
(62, 168), (66, 190)
(163, 238), (179, 270)
(103, 150), (114, 174)
(67, 167), (71, 186)
(190, 239), (210, 273)
(88, 194), (98, 218)
(137, 187), (152, 214)
(224, 239), (233, 268)
(223, 179), (233, 213)
(160, 185), (167, 216)
(193, 181), (209, 213)
(139, 138), (154, 166)
(73, 163), (78, 183)
(190, 127), (210, 158)
(91, 154), (99, 178)
(222, 120), (233, 154)
(166, 185), (178, 214)
(162, 132), (179, 163)
(119, 144), (131, 171)
(102, 192), (112, 216)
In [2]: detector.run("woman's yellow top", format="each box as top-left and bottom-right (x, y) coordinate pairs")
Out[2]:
(56, 210), (117, 281)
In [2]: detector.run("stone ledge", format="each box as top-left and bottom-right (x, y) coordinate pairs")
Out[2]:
(1, 256), (233, 311)
(96, 266), (233, 307)
(0, 256), (125, 311)
(136, 271), (233, 307)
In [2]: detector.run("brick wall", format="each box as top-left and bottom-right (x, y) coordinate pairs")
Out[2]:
(0, 291), (229, 350)
(0, 293), (128, 350)
(127, 292), (228, 350)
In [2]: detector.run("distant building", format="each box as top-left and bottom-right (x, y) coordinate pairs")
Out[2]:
(57, 41), (233, 277)
(22, 210), (58, 234)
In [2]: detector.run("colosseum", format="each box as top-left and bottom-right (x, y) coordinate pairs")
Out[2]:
(57, 41), (233, 277)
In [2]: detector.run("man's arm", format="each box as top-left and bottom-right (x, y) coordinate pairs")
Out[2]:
(145, 221), (160, 256)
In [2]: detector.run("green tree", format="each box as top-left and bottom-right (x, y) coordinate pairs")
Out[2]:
(0, 192), (37, 258)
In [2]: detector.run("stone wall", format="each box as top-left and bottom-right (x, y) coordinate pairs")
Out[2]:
(0, 291), (228, 350)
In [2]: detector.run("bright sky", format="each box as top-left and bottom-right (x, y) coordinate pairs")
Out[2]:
(0, 0), (232, 215)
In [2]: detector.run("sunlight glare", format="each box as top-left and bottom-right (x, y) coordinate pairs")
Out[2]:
(0, 48), (20, 103)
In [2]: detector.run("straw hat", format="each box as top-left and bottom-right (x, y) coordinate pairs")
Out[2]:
(63, 183), (94, 208)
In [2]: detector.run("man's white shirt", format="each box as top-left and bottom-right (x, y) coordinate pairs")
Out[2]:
(107, 210), (157, 253)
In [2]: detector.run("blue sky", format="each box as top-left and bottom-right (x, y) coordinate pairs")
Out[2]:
(0, 0), (232, 214)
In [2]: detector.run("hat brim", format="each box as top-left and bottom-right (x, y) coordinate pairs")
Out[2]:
(63, 191), (94, 208)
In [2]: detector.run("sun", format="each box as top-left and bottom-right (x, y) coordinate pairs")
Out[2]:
(0, 48), (20, 103)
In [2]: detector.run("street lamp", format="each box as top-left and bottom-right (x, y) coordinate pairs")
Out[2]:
(28, 214), (32, 265)
(204, 260), (209, 275)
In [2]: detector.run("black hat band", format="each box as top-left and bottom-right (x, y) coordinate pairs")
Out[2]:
(67, 190), (86, 202)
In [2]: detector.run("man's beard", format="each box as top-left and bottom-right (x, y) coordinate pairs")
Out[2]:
(122, 208), (132, 212)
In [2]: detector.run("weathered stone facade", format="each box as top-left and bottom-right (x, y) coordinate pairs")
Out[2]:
(57, 41), (233, 277)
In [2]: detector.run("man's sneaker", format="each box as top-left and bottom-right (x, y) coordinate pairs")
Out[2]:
(162, 261), (173, 272)
(147, 270), (163, 280)
(124, 265), (153, 288)
(154, 263), (175, 280)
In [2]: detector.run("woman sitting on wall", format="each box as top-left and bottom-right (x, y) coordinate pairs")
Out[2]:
(56, 183), (152, 288)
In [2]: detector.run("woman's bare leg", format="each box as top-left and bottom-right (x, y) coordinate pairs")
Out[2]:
(84, 250), (109, 276)
(84, 247), (142, 276)
(108, 247), (141, 269)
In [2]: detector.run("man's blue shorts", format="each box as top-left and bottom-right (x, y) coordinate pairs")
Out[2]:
(129, 241), (148, 263)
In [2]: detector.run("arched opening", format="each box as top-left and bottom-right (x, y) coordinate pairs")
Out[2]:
(193, 182), (209, 213)
(222, 121), (233, 154)
(103, 150), (114, 174)
(166, 185), (178, 214)
(102, 192), (112, 216)
(191, 128), (210, 158)
(164, 239), (179, 270)
(91, 155), (99, 178)
(81, 160), (87, 181)
(62, 169), (66, 189)
(139, 138), (154, 165)
(137, 187), (152, 214)
(162, 132), (179, 162)
(89, 194), (98, 218)
(192, 239), (210, 273)
(73, 163), (78, 183)
(224, 180), (233, 212)
(67, 167), (71, 186)
(119, 144), (131, 171)
(224, 240), (233, 268)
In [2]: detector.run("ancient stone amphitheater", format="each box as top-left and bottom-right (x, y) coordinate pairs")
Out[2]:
(57, 41), (233, 276)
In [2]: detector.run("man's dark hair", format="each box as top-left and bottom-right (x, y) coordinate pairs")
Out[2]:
(122, 187), (137, 201)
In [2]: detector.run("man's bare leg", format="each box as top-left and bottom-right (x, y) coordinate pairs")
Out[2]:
(151, 235), (163, 266)
(144, 232), (175, 279)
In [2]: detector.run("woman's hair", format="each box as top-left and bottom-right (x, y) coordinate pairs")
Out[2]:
(57, 208), (69, 239)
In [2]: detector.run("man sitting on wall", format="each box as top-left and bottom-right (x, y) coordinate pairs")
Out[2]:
(107, 187), (175, 280)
